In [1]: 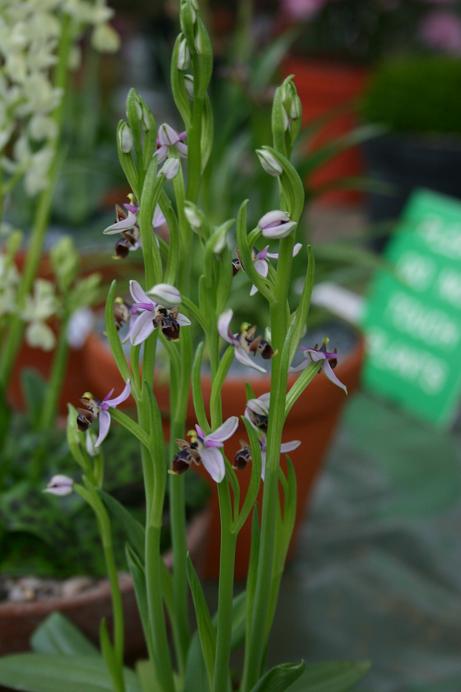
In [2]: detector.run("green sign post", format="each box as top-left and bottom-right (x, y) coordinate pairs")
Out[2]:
(362, 189), (461, 427)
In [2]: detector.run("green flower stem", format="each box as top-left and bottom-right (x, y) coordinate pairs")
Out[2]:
(76, 484), (125, 689)
(0, 16), (74, 387)
(137, 161), (174, 690)
(241, 235), (295, 691)
(212, 481), (236, 692)
(186, 94), (204, 203)
(39, 312), (70, 432)
(166, 168), (195, 674)
(206, 331), (236, 692)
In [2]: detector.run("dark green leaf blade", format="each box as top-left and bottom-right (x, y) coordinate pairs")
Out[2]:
(287, 661), (371, 692)
(250, 660), (305, 692)
(0, 654), (141, 692)
(31, 612), (98, 657)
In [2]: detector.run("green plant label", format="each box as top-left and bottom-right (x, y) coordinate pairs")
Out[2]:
(362, 189), (461, 427)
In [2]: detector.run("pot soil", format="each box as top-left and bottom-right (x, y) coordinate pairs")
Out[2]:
(282, 58), (369, 206)
(83, 332), (364, 580)
(0, 508), (209, 658)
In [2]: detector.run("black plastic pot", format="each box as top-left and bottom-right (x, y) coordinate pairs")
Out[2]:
(362, 132), (461, 249)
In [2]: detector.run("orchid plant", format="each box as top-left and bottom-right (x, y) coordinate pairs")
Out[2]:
(0, 1), (371, 691)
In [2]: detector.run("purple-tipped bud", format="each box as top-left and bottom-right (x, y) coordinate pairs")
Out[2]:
(45, 475), (74, 496)
(258, 210), (296, 239)
(148, 283), (181, 308)
(256, 148), (282, 177)
(158, 123), (180, 147)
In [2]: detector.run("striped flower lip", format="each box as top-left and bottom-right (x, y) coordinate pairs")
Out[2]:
(244, 392), (270, 431)
(291, 343), (347, 394)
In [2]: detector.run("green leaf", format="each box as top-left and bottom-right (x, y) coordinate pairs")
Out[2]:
(21, 369), (47, 430)
(286, 661), (371, 692)
(125, 545), (152, 657)
(101, 490), (145, 562)
(191, 342), (209, 431)
(250, 660), (305, 692)
(232, 418), (262, 534)
(0, 654), (141, 692)
(186, 555), (216, 690)
(0, 383), (11, 451)
(31, 613), (98, 657)
(99, 619), (124, 692)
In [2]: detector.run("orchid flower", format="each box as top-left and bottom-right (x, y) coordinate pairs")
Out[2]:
(155, 123), (187, 179)
(218, 309), (268, 373)
(95, 381), (131, 446)
(127, 280), (190, 346)
(45, 475), (74, 496)
(244, 392), (270, 431)
(249, 244), (302, 296)
(291, 343), (347, 394)
(194, 417), (239, 482)
(258, 210), (297, 239)
(102, 201), (166, 237)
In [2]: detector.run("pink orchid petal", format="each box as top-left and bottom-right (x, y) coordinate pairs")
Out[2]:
(177, 313), (191, 326)
(254, 258), (269, 278)
(103, 210), (137, 235)
(306, 349), (327, 363)
(261, 220), (297, 239)
(261, 450), (267, 481)
(155, 145), (168, 164)
(129, 280), (153, 306)
(200, 447), (226, 483)
(246, 392), (270, 416)
(217, 309), (235, 345)
(323, 360), (348, 394)
(105, 380), (131, 408)
(205, 416), (239, 446)
(129, 311), (156, 346)
(289, 356), (309, 373)
(152, 206), (166, 228)
(280, 440), (301, 453)
(234, 347), (267, 373)
(195, 424), (206, 441)
(96, 410), (111, 447)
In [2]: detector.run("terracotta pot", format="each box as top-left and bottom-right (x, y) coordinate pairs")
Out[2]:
(83, 332), (364, 580)
(0, 508), (209, 658)
(282, 58), (369, 206)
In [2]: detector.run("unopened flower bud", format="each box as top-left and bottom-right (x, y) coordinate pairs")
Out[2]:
(119, 123), (133, 154)
(177, 36), (191, 71)
(45, 475), (74, 496)
(184, 74), (194, 98)
(256, 148), (282, 177)
(258, 210), (296, 239)
(184, 202), (203, 231)
(148, 283), (181, 308)
(160, 157), (180, 180)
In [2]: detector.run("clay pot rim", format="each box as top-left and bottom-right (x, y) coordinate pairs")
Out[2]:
(0, 507), (210, 618)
